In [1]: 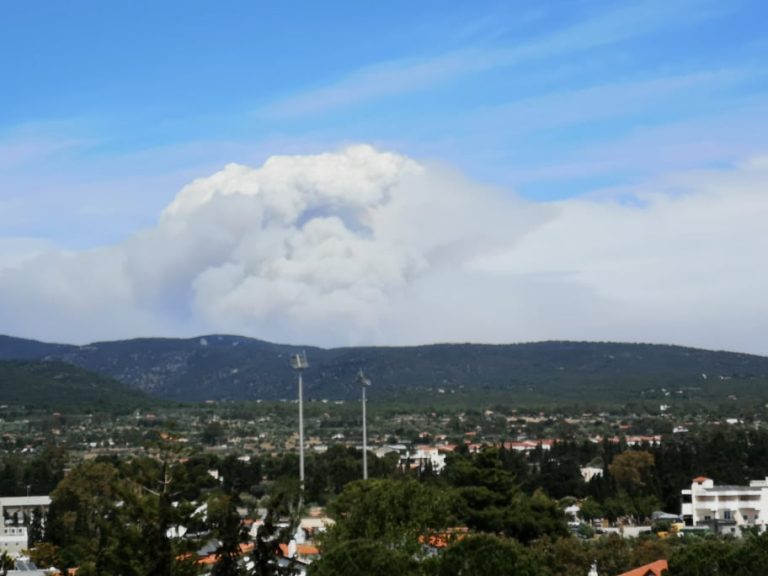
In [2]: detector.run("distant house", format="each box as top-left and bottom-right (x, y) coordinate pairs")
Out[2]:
(624, 435), (662, 447)
(503, 439), (554, 453)
(580, 466), (604, 482)
(279, 541), (320, 563)
(589, 435), (662, 447)
(401, 446), (446, 473)
(374, 444), (407, 459)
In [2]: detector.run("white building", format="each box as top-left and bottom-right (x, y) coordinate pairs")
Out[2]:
(682, 476), (768, 533)
(0, 496), (51, 556)
(0, 496), (51, 525)
(402, 446), (446, 473)
(0, 526), (29, 555)
(580, 466), (604, 482)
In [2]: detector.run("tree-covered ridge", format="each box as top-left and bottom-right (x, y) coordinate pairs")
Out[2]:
(0, 360), (152, 411)
(2, 335), (768, 404)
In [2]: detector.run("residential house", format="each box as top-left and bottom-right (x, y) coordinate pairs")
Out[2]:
(682, 476), (768, 534)
(401, 446), (446, 474)
(580, 466), (603, 482)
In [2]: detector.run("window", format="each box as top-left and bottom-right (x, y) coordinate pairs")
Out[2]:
(724, 510), (732, 520)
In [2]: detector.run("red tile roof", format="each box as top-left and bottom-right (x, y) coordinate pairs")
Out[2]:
(278, 542), (320, 557)
(617, 559), (668, 576)
(418, 527), (469, 549)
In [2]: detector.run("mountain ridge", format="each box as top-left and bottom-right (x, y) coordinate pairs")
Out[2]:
(1, 334), (767, 404)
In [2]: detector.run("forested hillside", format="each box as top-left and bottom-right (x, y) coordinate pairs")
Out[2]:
(1, 335), (767, 404)
(0, 360), (152, 410)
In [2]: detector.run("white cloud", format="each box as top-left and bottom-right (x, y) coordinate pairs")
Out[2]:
(0, 145), (766, 354)
(473, 156), (768, 352)
(0, 238), (58, 271)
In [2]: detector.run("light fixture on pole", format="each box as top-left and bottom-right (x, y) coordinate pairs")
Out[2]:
(356, 369), (371, 480)
(290, 351), (309, 489)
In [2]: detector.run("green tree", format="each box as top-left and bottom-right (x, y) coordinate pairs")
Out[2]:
(28, 542), (59, 569)
(27, 507), (44, 548)
(609, 451), (655, 495)
(0, 552), (14, 576)
(578, 498), (604, 523)
(249, 509), (295, 576)
(445, 449), (567, 543)
(46, 461), (139, 572)
(668, 538), (734, 576)
(143, 482), (173, 576)
(429, 534), (537, 576)
(202, 421), (226, 446)
(323, 479), (449, 556)
(209, 493), (247, 576)
(45, 459), (173, 575)
(309, 539), (421, 576)
(245, 485), (299, 576)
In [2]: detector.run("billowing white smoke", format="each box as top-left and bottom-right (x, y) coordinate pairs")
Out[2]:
(0, 145), (550, 345)
(1, 145), (767, 353)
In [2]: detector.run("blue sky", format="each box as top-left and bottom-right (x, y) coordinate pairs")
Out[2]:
(2, 1), (768, 351)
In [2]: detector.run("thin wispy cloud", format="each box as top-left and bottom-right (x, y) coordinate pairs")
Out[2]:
(470, 68), (756, 136)
(0, 127), (88, 171)
(259, 53), (477, 119)
(259, 0), (718, 119)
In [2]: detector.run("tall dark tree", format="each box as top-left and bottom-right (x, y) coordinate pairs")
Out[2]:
(27, 507), (44, 549)
(209, 494), (247, 576)
(249, 506), (296, 576)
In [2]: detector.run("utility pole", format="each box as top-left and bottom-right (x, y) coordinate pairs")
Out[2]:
(290, 352), (309, 490)
(357, 370), (371, 480)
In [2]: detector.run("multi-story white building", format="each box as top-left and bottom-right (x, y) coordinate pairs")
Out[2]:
(681, 476), (768, 533)
(0, 496), (51, 556)
(0, 496), (51, 525)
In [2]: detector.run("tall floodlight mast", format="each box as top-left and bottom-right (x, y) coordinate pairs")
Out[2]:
(290, 351), (309, 489)
(357, 369), (371, 480)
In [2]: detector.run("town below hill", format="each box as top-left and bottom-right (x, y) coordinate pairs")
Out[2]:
(1, 334), (768, 406)
(2, 334), (768, 574)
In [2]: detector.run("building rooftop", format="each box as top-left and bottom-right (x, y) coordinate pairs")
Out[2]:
(702, 485), (760, 492)
(617, 559), (668, 576)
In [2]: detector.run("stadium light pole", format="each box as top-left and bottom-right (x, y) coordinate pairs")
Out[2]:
(357, 369), (371, 480)
(290, 351), (309, 490)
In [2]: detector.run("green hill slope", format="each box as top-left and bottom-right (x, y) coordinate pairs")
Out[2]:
(0, 360), (153, 410)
